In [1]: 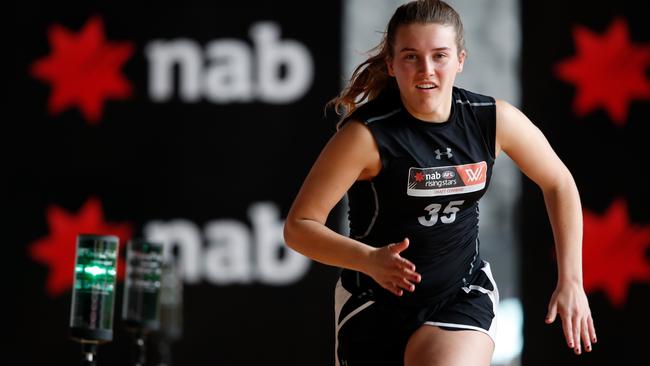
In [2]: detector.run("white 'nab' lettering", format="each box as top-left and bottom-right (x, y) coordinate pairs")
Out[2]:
(146, 22), (314, 104)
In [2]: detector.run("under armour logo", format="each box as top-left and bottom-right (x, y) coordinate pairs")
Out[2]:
(434, 148), (453, 160)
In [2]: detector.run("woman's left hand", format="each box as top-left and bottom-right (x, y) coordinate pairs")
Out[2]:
(545, 281), (597, 355)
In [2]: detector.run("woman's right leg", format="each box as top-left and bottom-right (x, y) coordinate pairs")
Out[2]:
(335, 280), (406, 366)
(404, 261), (499, 366)
(404, 325), (494, 366)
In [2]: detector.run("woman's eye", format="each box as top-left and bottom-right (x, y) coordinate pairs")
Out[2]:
(405, 54), (417, 60)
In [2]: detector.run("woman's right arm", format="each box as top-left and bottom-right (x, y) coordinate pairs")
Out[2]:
(283, 120), (420, 296)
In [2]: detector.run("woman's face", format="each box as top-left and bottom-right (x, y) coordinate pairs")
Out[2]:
(387, 22), (465, 122)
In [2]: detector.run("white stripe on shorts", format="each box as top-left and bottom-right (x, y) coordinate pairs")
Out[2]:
(426, 261), (499, 345)
(334, 279), (375, 366)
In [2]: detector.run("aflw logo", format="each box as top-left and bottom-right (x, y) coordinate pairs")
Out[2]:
(464, 165), (484, 182)
(458, 161), (487, 186)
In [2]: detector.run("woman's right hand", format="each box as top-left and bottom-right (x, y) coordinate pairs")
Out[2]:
(364, 238), (421, 296)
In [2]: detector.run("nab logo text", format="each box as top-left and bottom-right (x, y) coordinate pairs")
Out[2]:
(144, 202), (310, 286)
(146, 22), (314, 104)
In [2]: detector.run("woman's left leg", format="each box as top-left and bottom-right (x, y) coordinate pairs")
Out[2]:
(403, 325), (494, 366)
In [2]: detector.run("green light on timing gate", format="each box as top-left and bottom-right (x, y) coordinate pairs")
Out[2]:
(75, 265), (117, 277)
(69, 234), (120, 343)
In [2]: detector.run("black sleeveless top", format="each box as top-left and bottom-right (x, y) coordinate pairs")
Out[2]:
(340, 86), (497, 307)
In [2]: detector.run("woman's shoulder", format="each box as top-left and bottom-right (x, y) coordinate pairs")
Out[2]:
(452, 86), (496, 105)
(343, 89), (402, 127)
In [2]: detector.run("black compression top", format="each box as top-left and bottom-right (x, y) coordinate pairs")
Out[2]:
(340, 86), (497, 307)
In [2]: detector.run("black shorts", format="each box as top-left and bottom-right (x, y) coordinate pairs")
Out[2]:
(334, 261), (498, 366)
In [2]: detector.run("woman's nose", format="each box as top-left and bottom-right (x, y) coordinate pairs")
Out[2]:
(419, 58), (436, 76)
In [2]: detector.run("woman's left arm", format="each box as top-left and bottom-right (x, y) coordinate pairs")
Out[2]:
(495, 99), (596, 355)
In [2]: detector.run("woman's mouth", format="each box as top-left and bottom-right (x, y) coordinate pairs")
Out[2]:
(415, 83), (437, 90)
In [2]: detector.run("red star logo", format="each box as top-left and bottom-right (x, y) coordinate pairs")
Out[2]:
(414, 172), (425, 182)
(554, 18), (650, 125)
(28, 197), (133, 297)
(583, 199), (650, 307)
(30, 16), (134, 124)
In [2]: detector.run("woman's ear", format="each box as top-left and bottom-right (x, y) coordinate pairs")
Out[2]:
(457, 50), (466, 73)
(386, 57), (395, 77)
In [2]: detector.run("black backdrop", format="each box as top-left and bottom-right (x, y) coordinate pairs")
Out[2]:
(521, 0), (650, 364)
(11, 1), (342, 365)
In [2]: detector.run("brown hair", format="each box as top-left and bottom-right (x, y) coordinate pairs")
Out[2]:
(329, 0), (466, 128)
